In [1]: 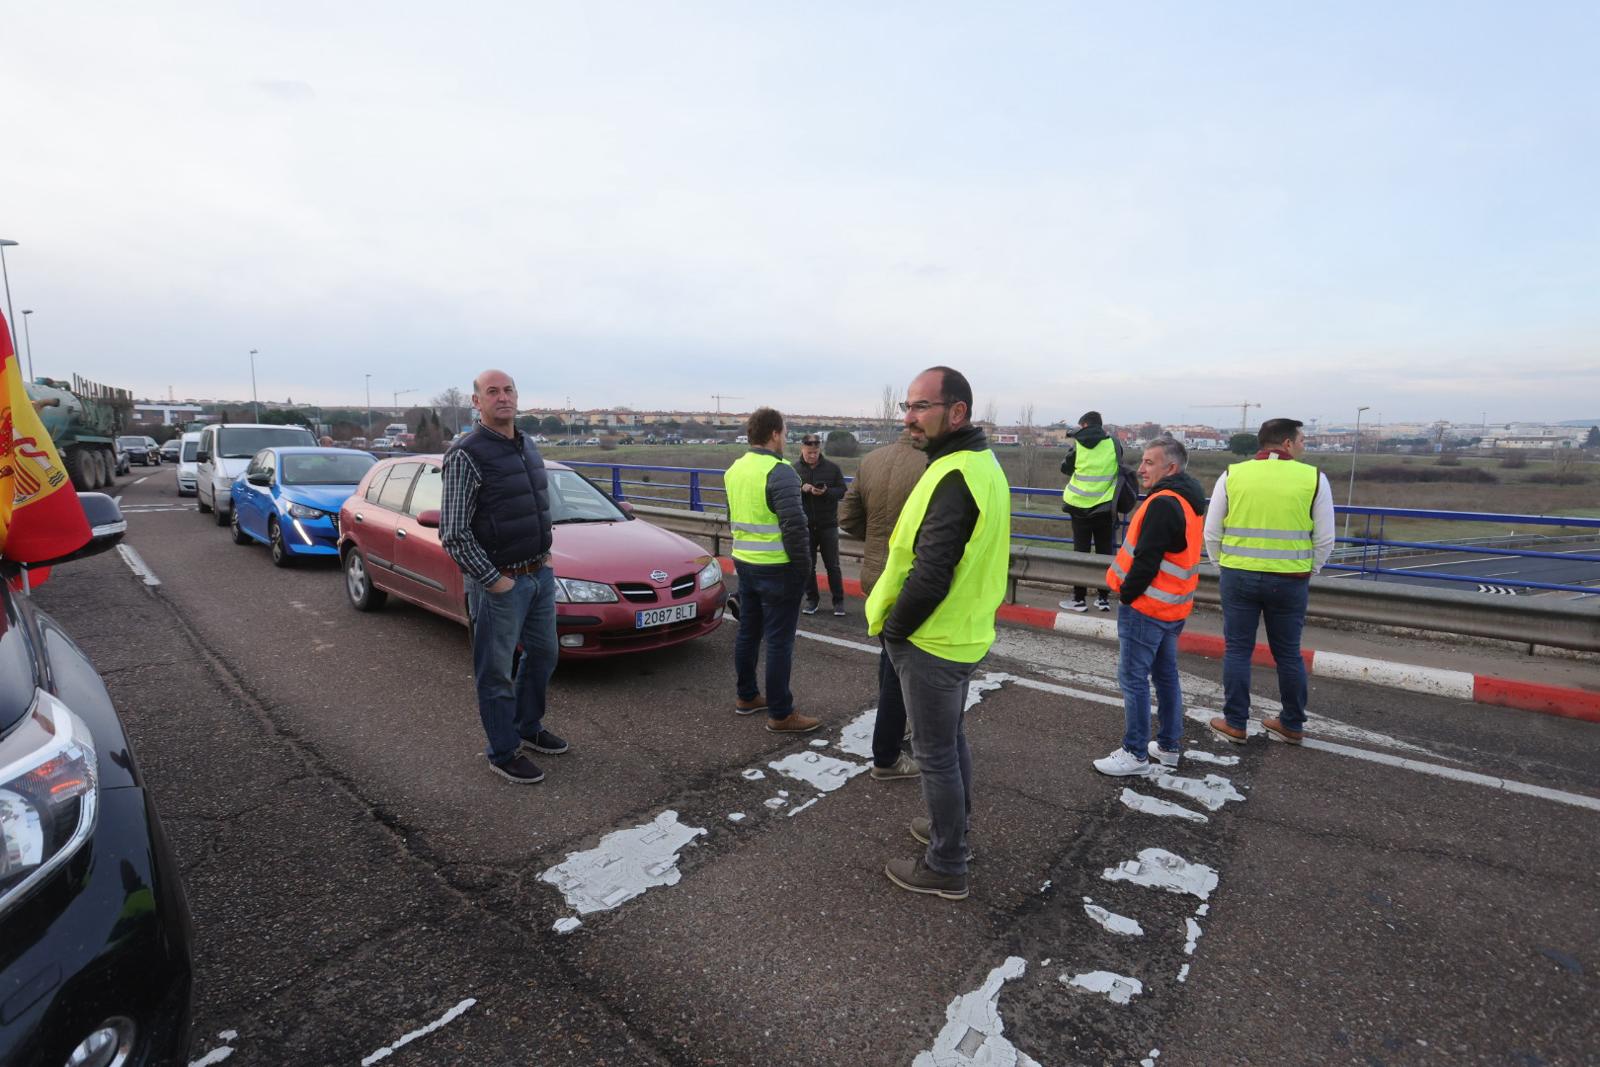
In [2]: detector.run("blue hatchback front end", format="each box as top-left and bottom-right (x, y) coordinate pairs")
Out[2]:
(229, 448), (376, 564)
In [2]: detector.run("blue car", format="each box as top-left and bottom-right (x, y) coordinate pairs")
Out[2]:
(229, 447), (376, 566)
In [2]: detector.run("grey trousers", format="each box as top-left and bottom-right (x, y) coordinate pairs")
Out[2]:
(885, 637), (977, 876)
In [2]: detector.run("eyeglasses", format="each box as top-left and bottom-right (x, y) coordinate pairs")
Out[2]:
(801, 439), (820, 446)
(898, 400), (949, 414)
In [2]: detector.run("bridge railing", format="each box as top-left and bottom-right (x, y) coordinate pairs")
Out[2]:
(564, 461), (1600, 597)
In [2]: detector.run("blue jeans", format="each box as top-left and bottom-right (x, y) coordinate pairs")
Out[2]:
(886, 638), (976, 876)
(1219, 567), (1309, 731)
(466, 568), (559, 765)
(733, 560), (805, 719)
(1117, 603), (1186, 756)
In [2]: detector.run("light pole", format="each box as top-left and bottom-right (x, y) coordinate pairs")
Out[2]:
(364, 374), (373, 440)
(1343, 405), (1370, 540)
(0, 239), (18, 359)
(20, 309), (34, 380)
(249, 349), (260, 421)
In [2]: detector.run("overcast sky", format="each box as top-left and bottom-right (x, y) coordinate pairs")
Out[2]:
(3, 2), (1597, 428)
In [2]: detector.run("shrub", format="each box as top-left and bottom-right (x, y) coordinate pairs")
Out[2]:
(1523, 471), (1590, 485)
(1499, 452), (1528, 469)
(1435, 452), (1461, 466)
(1361, 465), (1498, 484)
(825, 430), (859, 457)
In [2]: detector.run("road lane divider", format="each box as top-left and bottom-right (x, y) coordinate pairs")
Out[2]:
(116, 544), (161, 586)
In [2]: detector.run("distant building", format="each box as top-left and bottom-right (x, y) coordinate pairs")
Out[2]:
(131, 402), (204, 426)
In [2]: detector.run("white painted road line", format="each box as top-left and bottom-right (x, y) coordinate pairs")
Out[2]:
(360, 998), (476, 1066)
(1302, 738), (1600, 813)
(116, 544), (161, 586)
(133, 475), (149, 485)
(187, 1046), (233, 1067)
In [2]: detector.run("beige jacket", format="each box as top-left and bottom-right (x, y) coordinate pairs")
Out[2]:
(838, 435), (927, 594)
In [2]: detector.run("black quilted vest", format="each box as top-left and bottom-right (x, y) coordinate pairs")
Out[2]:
(449, 427), (553, 568)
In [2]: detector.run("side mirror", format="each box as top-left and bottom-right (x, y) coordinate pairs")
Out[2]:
(247, 471), (271, 486)
(416, 509), (441, 529)
(618, 500), (635, 519)
(2, 493), (127, 574)
(196, 450), (210, 463)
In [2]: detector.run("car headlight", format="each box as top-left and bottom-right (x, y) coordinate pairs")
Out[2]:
(287, 503), (328, 520)
(553, 577), (618, 604)
(697, 557), (723, 589)
(0, 691), (98, 918)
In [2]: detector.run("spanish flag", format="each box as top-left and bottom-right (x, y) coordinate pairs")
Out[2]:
(1, 309), (90, 564)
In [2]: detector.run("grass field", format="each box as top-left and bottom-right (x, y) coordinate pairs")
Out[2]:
(549, 442), (1599, 542)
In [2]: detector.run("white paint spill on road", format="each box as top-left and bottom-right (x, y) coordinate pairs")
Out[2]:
(188, 1047), (233, 1067)
(768, 751), (867, 792)
(913, 956), (1041, 1067)
(809, 738), (829, 747)
(1120, 788), (1209, 823)
(1182, 749), (1240, 766)
(1063, 970), (1143, 1004)
(116, 544), (161, 586)
(217, 1031), (238, 1042)
(787, 795), (823, 817)
(837, 708), (877, 759)
(539, 811), (706, 915)
(763, 797), (787, 809)
(1103, 848), (1219, 900)
(360, 997), (476, 1066)
(1176, 963), (1190, 983)
(741, 768), (765, 780)
(965, 672), (1011, 710)
(1152, 773), (1246, 812)
(1184, 917), (1203, 955)
(727, 812), (746, 822)
(553, 917), (581, 934)
(1082, 898), (1144, 936)
(1140, 1051), (1161, 1067)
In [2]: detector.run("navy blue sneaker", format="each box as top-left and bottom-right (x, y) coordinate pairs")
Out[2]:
(522, 729), (569, 755)
(489, 754), (545, 784)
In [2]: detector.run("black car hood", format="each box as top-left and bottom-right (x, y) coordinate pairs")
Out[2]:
(0, 586), (40, 734)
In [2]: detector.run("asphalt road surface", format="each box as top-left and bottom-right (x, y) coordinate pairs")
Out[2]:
(1326, 544), (1599, 599)
(36, 471), (1600, 1066)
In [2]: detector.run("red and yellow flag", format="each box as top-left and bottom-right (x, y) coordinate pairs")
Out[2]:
(1, 310), (90, 563)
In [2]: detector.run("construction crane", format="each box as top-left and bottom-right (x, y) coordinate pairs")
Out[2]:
(392, 387), (416, 408)
(1193, 401), (1261, 434)
(711, 393), (742, 414)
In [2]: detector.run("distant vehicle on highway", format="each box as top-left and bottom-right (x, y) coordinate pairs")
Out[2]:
(159, 437), (182, 463)
(118, 435), (161, 466)
(194, 422), (318, 523)
(111, 437), (131, 476)
(174, 432), (201, 495)
(338, 455), (727, 657)
(0, 493), (194, 1066)
(583, 437), (601, 446)
(229, 447), (376, 566)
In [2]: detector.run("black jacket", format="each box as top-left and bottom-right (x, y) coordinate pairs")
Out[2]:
(1060, 426), (1124, 517)
(792, 455), (846, 528)
(746, 447), (810, 569)
(1118, 471), (1207, 604)
(449, 426), (553, 569)
(882, 424), (989, 642)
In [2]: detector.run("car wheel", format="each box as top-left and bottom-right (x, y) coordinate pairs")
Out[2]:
(344, 548), (387, 611)
(268, 517), (292, 567)
(230, 506), (252, 545)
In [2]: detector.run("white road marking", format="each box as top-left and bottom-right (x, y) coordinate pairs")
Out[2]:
(1120, 788), (1209, 823)
(913, 956), (1041, 1067)
(786, 795), (823, 817)
(539, 811), (705, 914)
(116, 544), (161, 586)
(188, 1047), (234, 1067)
(133, 475), (149, 485)
(1183, 705), (1443, 760)
(360, 998), (476, 1066)
(1303, 738), (1600, 813)
(1064, 970), (1143, 1004)
(1103, 848), (1219, 900)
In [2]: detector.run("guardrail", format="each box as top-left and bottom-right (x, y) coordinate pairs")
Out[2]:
(569, 459), (1600, 598)
(630, 503), (1600, 653)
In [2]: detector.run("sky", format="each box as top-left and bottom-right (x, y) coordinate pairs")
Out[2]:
(3, 2), (1597, 429)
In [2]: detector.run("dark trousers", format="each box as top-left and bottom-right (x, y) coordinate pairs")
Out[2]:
(733, 560), (804, 719)
(1069, 507), (1117, 599)
(886, 638), (977, 876)
(466, 569), (559, 765)
(870, 644), (908, 769)
(1219, 567), (1310, 731)
(805, 524), (844, 607)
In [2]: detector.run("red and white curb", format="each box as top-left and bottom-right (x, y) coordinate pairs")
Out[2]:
(718, 559), (1600, 724)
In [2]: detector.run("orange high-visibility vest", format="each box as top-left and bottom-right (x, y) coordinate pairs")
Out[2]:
(1105, 489), (1204, 621)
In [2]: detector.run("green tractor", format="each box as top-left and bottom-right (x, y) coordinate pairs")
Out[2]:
(25, 375), (134, 491)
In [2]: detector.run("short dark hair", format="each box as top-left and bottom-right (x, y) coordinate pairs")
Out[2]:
(1258, 418), (1305, 447)
(923, 366), (973, 416)
(747, 407), (784, 445)
(1078, 411), (1103, 428)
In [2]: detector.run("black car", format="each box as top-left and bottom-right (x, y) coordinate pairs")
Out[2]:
(0, 495), (194, 1066)
(117, 436), (161, 466)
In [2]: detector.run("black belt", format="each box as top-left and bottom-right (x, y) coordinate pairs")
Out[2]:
(501, 553), (550, 576)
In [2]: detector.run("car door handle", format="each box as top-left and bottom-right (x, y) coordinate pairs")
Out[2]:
(396, 528), (408, 539)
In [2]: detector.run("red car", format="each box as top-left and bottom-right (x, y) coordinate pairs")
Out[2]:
(338, 455), (727, 657)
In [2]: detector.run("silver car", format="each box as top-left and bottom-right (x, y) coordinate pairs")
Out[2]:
(174, 432), (201, 496)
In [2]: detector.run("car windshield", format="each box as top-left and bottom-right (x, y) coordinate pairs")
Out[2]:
(281, 453), (376, 486)
(548, 469), (624, 523)
(118, 436), (146, 448)
(217, 426), (316, 458)
(181, 441), (199, 461)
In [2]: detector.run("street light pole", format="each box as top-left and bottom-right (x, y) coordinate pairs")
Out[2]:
(0, 239), (18, 360)
(1344, 405), (1370, 541)
(249, 349), (260, 422)
(20, 309), (34, 380)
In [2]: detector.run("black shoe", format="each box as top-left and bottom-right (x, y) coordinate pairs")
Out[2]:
(832, 603), (846, 617)
(801, 600), (820, 615)
(1095, 595), (1112, 612)
(522, 729), (569, 755)
(489, 754), (545, 784)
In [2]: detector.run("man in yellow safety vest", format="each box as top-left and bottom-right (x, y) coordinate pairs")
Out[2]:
(867, 367), (1011, 901)
(1204, 418), (1335, 745)
(1059, 410), (1125, 613)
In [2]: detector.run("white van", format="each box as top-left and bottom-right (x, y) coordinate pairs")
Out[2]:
(174, 432), (202, 496)
(195, 422), (317, 523)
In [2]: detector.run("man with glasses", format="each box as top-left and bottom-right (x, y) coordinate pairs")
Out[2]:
(793, 433), (848, 616)
(868, 368), (1011, 901)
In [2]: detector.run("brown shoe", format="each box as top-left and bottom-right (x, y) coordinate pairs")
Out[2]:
(1262, 717), (1304, 745)
(1208, 717), (1248, 744)
(766, 712), (820, 734)
(885, 857), (968, 900)
(734, 695), (766, 716)
(910, 816), (978, 861)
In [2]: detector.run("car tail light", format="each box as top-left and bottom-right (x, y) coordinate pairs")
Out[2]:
(0, 691), (99, 917)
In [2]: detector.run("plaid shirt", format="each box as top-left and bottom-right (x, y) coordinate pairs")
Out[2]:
(439, 425), (542, 586)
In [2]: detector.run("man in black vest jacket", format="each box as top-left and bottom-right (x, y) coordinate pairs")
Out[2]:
(441, 369), (566, 784)
(793, 433), (848, 616)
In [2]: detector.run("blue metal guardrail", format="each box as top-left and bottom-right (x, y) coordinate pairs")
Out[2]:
(566, 461), (1600, 597)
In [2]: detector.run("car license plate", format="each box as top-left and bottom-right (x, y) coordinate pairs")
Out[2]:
(635, 603), (697, 629)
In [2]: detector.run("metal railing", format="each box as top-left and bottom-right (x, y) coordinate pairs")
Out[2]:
(565, 461), (1600, 598)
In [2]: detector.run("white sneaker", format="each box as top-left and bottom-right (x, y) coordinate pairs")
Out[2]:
(1061, 598), (1088, 613)
(1092, 747), (1153, 777)
(1147, 741), (1181, 769)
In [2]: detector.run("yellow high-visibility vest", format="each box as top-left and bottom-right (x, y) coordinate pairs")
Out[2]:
(866, 449), (1012, 663)
(1062, 437), (1119, 509)
(726, 451), (789, 564)
(1217, 459), (1318, 573)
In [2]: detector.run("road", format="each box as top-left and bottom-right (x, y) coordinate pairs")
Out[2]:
(1326, 544), (1600, 599)
(36, 470), (1600, 1066)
